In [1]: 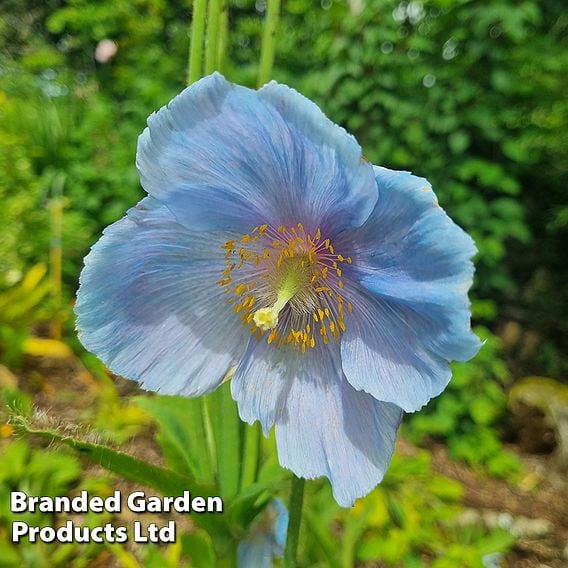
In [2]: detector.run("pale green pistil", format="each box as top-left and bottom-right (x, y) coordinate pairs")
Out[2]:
(253, 272), (302, 331)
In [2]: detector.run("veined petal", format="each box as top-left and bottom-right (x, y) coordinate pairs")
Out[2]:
(136, 73), (377, 234)
(232, 342), (402, 507)
(75, 197), (247, 395)
(341, 289), (455, 412)
(340, 167), (481, 412)
(258, 81), (377, 229)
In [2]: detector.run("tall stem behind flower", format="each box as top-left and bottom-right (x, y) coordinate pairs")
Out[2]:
(217, 0), (229, 73)
(188, 0), (208, 84)
(205, 0), (223, 74)
(49, 171), (65, 340)
(258, 0), (281, 87)
(283, 475), (305, 568)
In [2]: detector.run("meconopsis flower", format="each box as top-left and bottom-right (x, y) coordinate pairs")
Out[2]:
(75, 73), (481, 507)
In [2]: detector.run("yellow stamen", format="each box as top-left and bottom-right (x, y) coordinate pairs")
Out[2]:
(218, 224), (354, 351)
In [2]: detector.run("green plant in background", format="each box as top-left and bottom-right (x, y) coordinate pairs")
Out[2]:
(2, 0), (566, 373)
(0, 438), (112, 567)
(0, 71), (143, 287)
(294, 0), (537, 297)
(405, 327), (521, 479)
(298, 450), (515, 567)
(12, 386), (287, 567)
(1, 0), (566, 566)
(0, 264), (72, 368)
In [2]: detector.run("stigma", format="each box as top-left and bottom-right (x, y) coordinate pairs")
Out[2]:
(216, 223), (353, 353)
(252, 267), (306, 330)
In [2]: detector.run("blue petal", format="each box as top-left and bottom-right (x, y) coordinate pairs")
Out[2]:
(136, 73), (377, 234)
(75, 197), (247, 395)
(238, 535), (273, 568)
(232, 342), (402, 507)
(258, 81), (377, 229)
(339, 166), (481, 412)
(270, 498), (289, 554)
(237, 499), (288, 568)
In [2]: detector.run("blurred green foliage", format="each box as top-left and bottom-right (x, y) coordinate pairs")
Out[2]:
(404, 327), (521, 478)
(1, 0), (565, 371)
(0, 264), (73, 367)
(8, 390), (516, 567)
(0, 438), (112, 567)
(301, 449), (515, 567)
(0, 0), (566, 565)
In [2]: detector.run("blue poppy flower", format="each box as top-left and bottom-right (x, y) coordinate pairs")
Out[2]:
(75, 73), (480, 507)
(238, 499), (288, 568)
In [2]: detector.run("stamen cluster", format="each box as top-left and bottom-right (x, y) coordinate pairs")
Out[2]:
(216, 223), (353, 352)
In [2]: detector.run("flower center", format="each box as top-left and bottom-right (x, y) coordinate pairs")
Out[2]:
(217, 223), (353, 352)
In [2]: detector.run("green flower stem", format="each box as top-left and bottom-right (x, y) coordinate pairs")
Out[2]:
(257, 0), (281, 87)
(217, 0), (229, 73)
(216, 383), (241, 500)
(205, 0), (222, 74)
(188, 0), (207, 84)
(202, 397), (217, 474)
(241, 422), (260, 489)
(49, 171), (65, 340)
(283, 475), (305, 568)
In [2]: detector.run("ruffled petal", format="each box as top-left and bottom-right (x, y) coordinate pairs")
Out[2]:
(136, 73), (377, 234)
(75, 197), (247, 395)
(232, 342), (402, 507)
(339, 166), (481, 412)
(258, 81), (377, 229)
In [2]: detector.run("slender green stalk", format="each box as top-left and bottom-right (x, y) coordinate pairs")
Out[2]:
(257, 0), (281, 87)
(205, 0), (222, 74)
(188, 0), (208, 84)
(216, 383), (241, 499)
(202, 397), (217, 472)
(241, 422), (260, 489)
(217, 0), (229, 73)
(283, 475), (305, 568)
(49, 171), (65, 340)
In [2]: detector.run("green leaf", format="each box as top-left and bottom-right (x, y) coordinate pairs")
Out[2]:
(20, 422), (213, 496)
(475, 529), (516, 555)
(227, 478), (276, 530)
(303, 509), (342, 568)
(134, 394), (213, 483)
(181, 531), (217, 568)
(448, 131), (470, 154)
(0, 540), (20, 566)
(15, 420), (231, 539)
